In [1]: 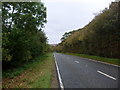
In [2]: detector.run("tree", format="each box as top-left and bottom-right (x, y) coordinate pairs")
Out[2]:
(2, 2), (48, 68)
(57, 2), (120, 59)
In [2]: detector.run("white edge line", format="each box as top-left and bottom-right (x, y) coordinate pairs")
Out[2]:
(54, 53), (64, 89)
(87, 58), (120, 68)
(97, 70), (117, 80)
(64, 54), (120, 67)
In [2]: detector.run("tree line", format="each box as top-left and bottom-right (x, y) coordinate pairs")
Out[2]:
(2, 2), (50, 69)
(55, 2), (120, 59)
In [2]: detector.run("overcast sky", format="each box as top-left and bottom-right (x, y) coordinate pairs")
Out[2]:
(42, 0), (115, 44)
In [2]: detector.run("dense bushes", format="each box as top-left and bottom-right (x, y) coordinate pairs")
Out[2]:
(2, 2), (49, 69)
(56, 2), (120, 59)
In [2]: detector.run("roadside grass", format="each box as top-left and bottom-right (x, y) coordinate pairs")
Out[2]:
(62, 53), (120, 66)
(3, 53), (55, 88)
(3, 54), (49, 78)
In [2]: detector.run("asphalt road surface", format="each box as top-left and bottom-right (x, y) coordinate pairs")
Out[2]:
(54, 53), (119, 88)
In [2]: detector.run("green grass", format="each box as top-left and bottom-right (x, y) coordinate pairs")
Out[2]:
(3, 53), (54, 88)
(32, 72), (51, 88)
(63, 53), (120, 66)
(3, 54), (48, 78)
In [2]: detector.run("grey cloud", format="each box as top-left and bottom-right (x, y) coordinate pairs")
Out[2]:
(43, 0), (115, 44)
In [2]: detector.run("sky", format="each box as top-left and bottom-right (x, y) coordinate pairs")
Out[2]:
(42, 0), (115, 44)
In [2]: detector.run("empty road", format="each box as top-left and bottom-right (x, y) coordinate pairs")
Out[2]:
(54, 53), (119, 88)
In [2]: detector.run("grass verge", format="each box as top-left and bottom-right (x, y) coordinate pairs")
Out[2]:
(63, 53), (120, 66)
(3, 53), (55, 88)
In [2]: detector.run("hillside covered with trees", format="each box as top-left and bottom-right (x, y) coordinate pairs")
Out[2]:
(55, 2), (120, 59)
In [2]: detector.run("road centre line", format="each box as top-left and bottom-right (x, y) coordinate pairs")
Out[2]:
(97, 70), (117, 80)
(75, 61), (79, 63)
(54, 53), (64, 89)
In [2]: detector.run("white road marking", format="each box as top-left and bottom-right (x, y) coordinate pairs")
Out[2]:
(85, 64), (88, 67)
(54, 53), (64, 89)
(75, 61), (79, 63)
(97, 70), (117, 80)
(87, 58), (120, 68)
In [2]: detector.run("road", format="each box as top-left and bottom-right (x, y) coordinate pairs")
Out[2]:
(54, 53), (119, 88)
